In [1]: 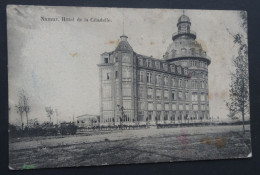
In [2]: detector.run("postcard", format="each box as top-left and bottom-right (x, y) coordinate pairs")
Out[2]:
(7, 5), (251, 170)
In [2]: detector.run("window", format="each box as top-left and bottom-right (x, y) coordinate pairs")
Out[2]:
(156, 75), (161, 85)
(171, 91), (176, 100)
(192, 92), (198, 101)
(185, 80), (189, 88)
(172, 103), (177, 110)
(147, 88), (153, 99)
(163, 63), (168, 71)
(184, 69), (188, 75)
(138, 58), (143, 66)
(165, 103), (169, 110)
(172, 78), (175, 87)
(103, 85), (111, 98)
(164, 90), (169, 100)
(122, 55), (130, 63)
(179, 79), (182, 88)
(202, 81), (205, 88)
(156, 89), (161, 99)
(181, 48), (187, 54)
(179, 104), (183, 110)
(171, 50), (176, 57)
(177, 67), (182, 74)
(103, 101), (112, 110)
(185, 92), (189, 101)
(164, 76), (168, 85)
(106, 73), (110, 80)
(201, 104), (205, 110)
(138, 102), (145, 110)
(122, 67), (131, 78)
(115, 71), (118, 79)
(171, 65), (176, 72)
(115, 57), (118, 62)
(138, 86), (145, 98)
(186, 104), (189, 110)
(138, 71), (144, 82)
(123, 101), (131, 109)
(122, 85), (131, 96)
(191, 81), (195, 88)
(192, 104), (198, 110)
(147, 59), (152, 67)
(146, 72), (152, 83)
(201, 93), (205, 101)
(157, 103), (162, 110)
(104, 57), (109, 63)
(178, 91), (183, 100)
(148, 103), (153, 110)
(155, 61), (160, 69)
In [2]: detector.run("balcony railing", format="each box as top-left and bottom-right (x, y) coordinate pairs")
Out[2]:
(172, 30), (196, 40)
(169, 52), (211, 61)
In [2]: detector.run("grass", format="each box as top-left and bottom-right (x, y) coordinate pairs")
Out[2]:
(9, 125), (252, 170)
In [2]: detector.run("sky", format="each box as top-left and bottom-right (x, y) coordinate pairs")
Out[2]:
(7, 5), (248, 125)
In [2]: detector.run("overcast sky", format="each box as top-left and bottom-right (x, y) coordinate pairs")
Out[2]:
(7, 5), (247, 124)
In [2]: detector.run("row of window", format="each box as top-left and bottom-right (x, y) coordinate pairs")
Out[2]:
(138, 102), (209, 111)
(138, 58), (186, 74)
(138, 111), (209, 121)
(138, 87), (208, 101)
(138, 72), (208, 88)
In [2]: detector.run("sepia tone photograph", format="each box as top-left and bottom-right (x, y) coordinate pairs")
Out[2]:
(7, 5), (251, 170)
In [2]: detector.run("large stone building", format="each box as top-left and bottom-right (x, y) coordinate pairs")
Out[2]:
(98, 14), (211, 126)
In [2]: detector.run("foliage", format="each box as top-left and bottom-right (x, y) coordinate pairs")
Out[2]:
(45, 106), (54, 122)
(226, 11), (249, 133)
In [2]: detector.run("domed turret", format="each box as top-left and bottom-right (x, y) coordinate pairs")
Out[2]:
(164, 13), (210, 65)
(178, 14), (191, 24)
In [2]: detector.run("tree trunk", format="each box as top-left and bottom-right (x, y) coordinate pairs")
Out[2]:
(26, 112), (28, 127)
(242, 110), (245, 134)
(20, 113), (23, 130)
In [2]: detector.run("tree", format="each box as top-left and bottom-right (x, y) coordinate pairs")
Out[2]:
(15, 98), (24, 130)
(45, 107), (54, 123)
(15, 89), (31, 129)
(226, 11), (249, 133)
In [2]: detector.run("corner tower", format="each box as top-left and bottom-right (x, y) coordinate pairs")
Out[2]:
(163, 13), (211, 121)
(98, 34), (136, 125)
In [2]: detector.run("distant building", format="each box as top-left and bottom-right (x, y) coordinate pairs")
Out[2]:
(98, 14), (211, 126)
(76, 114), (100, 128)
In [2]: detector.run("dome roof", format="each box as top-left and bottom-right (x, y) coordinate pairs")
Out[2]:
(164, 37), (210, 63)
(178, 15), (190, 23)
(115, 35), (133, 52)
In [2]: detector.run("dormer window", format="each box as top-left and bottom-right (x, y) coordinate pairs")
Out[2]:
(177, 67), (182, 74)
(163, 63), (168, 71)
(104, 57), (109, 63)
(138, 58), (143, 66)
(184, 69), (188, 75)
(171, 65), (175, 73)
(146, 59), (152, 68)
(155, 61), (160, 69)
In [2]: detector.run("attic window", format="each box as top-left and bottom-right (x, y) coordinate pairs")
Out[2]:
(104, 57), (109, 63)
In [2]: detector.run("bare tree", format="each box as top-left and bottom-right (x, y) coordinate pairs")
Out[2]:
(15, 98), (24, 130)
(45, 107), (54, 123)
(226, 11), (249, 133)
(22, 91), (31, 127)
(15, 89), (31, 129)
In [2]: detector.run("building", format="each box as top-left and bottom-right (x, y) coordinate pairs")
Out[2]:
(97, 14), (211, 126)
(76, 114), (100, 128)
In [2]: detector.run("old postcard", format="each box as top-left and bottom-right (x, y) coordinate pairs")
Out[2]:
(7, 5), (251, 170)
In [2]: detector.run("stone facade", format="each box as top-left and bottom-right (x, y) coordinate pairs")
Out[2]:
(98, 14), (211, 126)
